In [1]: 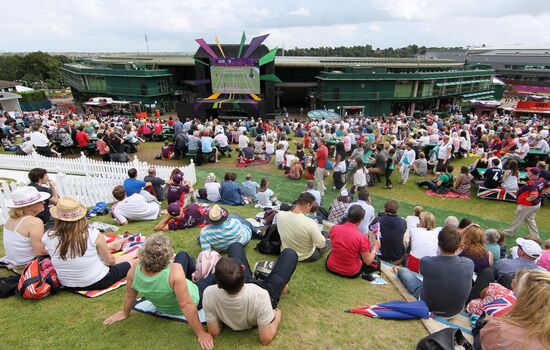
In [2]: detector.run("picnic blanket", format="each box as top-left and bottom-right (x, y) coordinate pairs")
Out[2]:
(235, 159), (270, 168)
(426, 190), (469, 199)
(73, 236), (144, 298)
(133, 298), (206, 324)
(380, 262), (473, 342)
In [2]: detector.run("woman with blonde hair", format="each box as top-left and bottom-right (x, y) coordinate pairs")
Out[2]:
(104, 233), (216, 350)
(43, 196), (137, 290)
(481, 270), (550, 350)
(2, 186), (50, 267)
(406, 211), (440, 273)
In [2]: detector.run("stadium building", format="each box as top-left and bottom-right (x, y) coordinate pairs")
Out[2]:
(62, 53), (500, 118)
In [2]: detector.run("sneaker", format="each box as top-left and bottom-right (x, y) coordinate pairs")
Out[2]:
(361, 273), (375, 282)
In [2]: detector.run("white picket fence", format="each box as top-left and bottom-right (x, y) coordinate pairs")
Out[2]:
(0, 152), (197, 224)
(0, 151), (196, 184)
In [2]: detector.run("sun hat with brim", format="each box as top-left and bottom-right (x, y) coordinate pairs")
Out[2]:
(516, 237), (542, 258)
(206, 204), (228, 225)
(6, 186), (51, 208)
(50, 196), (87, 222)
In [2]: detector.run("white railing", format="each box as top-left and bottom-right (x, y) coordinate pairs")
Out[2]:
(0, 152), (197, 223)
(0, 151), (196, 184)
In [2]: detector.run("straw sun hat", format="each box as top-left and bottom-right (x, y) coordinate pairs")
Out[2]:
(50, 196), (87, 222)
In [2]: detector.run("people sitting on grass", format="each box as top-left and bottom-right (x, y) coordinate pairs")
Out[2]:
(219, 172), (245, 206)
(493, 237), (544, 289)
(277, 192), (328, 262)
(395, 225), (474, 317)
(304, 180), (321, 206)
(374, 200), (408, 265)
(501, 159), (519, 192)
(154, 203), (207, 231)
(405, 205), (423, 232)
(202, 172), (221, 202)
(240, 174), (259, 203)
(2, 186), (50, 267)
(111, 185), (161, 225)
(123, 168), (153, 197)
(143, 166), (166, 202)
(450, 165), (473, 196)
(28, 167), (59, 230)
(406, 211), (440, 273)
(199, 204), (256, 252)
(416, 164), (455, 194)
(482, 158), (503, 189)
(343, 189), (375, 234)
(480, 270), (550, 350)
(326, 204), (381, 279)
(257, 178), (278, 208)
(328, 189), (351, 224)
(103, 233), (216, 350)
(43, 196), (138, 290)
(484, 229), (503, 263)
(203, 242), (298, 346)
(166, 173), (192, 206)
(458, 224), (494, 273)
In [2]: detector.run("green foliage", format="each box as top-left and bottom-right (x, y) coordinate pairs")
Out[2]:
(18, 90), (47, 102)
(0, 52), (71, 88)
(278, 44), (428, 58)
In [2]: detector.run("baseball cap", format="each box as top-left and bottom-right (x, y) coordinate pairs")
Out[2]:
(167, 202), (182, 216)
(527, 167), (540, 176)
(516, 238), (542, 258)
(340, 189), (349, 197)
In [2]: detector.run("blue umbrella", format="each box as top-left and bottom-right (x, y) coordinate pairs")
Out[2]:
(347, 300), (431, 320)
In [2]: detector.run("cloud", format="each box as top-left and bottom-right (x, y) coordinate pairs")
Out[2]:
(289, 7), (311, 17)
(369, 24), (383, 33)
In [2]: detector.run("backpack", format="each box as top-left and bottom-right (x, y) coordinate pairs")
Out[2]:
(0, 275), (20, 298)
(416, 328), (473, 350)
(17, 257), (61, 299)
(256, 224), (281, 255)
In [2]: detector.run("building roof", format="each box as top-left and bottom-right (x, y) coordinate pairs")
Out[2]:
(93, 54), (464, 69)
(0, 80), (17, 89)
(0, 92), (22, 101)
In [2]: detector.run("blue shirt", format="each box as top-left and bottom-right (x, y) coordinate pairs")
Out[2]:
(201, 137), (214, 153)
(123, 178), (146, 197)
(240, 180), (259, 202)
(199, 218), (252, 251)
(220, 181), (244, 205)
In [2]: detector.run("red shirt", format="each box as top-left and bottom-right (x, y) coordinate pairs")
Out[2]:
(517, 178), (549, 206)
(75, 131), (90, 147)
(327, 222), (370, 276)
(316, 145), (328, 168)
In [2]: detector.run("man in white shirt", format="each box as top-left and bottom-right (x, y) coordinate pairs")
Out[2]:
(502, 137), (530, 168)
(111, 185), (160, 225)
(203, 243), (298, 345)
(214, 131), (231, 157)
(30, 124), (52, 157)
(304, 180), (321, 206)
(343, 189), (375, 234)
(238, 132), (249, 150)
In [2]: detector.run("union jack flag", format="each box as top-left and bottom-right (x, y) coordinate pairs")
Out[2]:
(483, 295), (516, 316)
(477, 187), (517, 202)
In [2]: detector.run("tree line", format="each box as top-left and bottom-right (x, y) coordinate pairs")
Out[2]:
(278, 45), (465, 58)
(0, 51), (71, 88)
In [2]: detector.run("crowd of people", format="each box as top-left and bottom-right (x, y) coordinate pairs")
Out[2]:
(1, 109), (550, 349)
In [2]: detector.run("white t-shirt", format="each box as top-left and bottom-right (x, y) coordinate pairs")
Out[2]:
(43, 228), (109, 288)
(112, 194), (160, 223)
(537, 139), (549, 153)
(265, 142), (274, 155)
(409, 227), (440, 259)
(437, 142), (452, 160)
(205, 182), (221, 202)
(278, 140), (289, 152)
(203, 284), (274, 331)
(275, 149), (285, 164)
(257, 189), (274, 207)
(405, 215), (420, 232)
(238, 134), (249, 149)
(214, 134), (229, 148)
(30, 131), (49, 147)
(353, 167), (369, 188)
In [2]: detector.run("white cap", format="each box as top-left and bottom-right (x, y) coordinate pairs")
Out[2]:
(516, 238), (542, 258)
(340, 189), (349, 197)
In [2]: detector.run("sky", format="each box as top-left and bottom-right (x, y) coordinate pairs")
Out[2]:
(2, 0), (550, 52)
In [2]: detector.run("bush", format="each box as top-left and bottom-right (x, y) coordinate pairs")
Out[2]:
(18, 90), (47, 102)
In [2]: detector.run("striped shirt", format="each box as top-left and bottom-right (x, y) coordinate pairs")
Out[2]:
(199, 218), (252, 251)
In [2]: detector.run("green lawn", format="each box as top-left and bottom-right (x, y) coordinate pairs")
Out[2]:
(1, 140), (549, 349)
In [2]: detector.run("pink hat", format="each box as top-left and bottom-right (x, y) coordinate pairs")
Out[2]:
(537, 251), (550, 271)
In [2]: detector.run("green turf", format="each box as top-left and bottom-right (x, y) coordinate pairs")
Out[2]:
(1, 139), (548, 349)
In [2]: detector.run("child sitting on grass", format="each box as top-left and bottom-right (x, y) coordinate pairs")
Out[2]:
(257, 178), (278, 208)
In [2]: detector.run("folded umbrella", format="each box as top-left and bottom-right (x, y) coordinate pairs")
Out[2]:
(346, 300), (431, 320)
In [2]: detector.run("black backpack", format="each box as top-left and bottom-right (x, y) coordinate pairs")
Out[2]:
(416, 328), (473, 350)
(0, 275), (20, 298)
(256, 224), (281, 255)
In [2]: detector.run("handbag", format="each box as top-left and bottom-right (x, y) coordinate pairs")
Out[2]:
(325, 160), (333, 170)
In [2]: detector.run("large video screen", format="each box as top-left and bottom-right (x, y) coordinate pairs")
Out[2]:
(210, 58), (260, 94)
